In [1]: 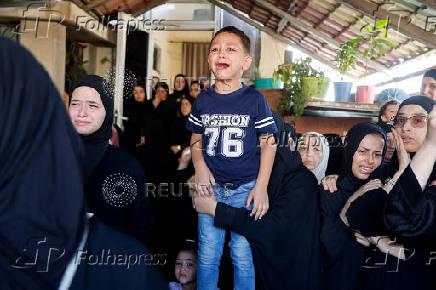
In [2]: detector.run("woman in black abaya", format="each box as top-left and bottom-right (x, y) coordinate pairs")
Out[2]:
(341, 96), (436, 290)
(123, 84), (147, 154)
(141, 82), (178, 184)
(69, 75), (153, 242)
(384, 96), (436, 238)
(319, 122), (387, 290)
(192, 112), (321, 290)
(0, 36), (166, 290)
(169, 96), (194, 156)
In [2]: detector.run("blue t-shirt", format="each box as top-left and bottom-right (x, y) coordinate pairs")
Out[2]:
(186, 84), (278, 189)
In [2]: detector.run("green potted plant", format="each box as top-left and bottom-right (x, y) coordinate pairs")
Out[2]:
(334, 39), (362, 102)
(334, 18), (394, 103)
(273, 57), (327, 117)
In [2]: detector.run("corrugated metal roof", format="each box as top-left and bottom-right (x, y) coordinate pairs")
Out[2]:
(86, 0), (436, 77)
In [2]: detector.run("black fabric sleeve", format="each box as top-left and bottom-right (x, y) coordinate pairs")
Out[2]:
(320, 214), (353, 263)
(347, 188), (387, 236)
(214, 170), (319, 244)
(320, 188), (354, 262)
(384, 165), (436, 238)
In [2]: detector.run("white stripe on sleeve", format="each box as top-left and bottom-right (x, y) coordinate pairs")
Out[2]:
(255, 116), (273, 125)
(255, 120), (275, 129)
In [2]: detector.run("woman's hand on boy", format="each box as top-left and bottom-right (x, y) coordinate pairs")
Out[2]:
(192, 191), (217, 216)
(246, 185), (269, 221)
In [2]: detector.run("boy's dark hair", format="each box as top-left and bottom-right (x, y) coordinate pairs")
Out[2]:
(378, 99), (400, 123)
(211, 26), (251, 54)
(190, 80), (203, 90)
(423, 69), (436, 80)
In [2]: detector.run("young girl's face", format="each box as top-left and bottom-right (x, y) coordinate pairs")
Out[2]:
(175, 251), (197, 285)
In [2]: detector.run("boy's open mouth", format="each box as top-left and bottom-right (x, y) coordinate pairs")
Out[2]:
(216, 63), (230, 70)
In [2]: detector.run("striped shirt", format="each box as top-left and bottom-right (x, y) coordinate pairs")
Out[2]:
(186, 84), (277, 189)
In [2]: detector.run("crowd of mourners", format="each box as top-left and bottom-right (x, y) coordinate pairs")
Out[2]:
(2, 26), (436, 290)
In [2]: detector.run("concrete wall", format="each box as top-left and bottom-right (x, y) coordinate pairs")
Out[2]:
(83, 44), (113, 77)
(153, 30), (212, 92)
(258, 32), (287, 79)
(153, 31), (180, 91)
(20, 20), (66, 94)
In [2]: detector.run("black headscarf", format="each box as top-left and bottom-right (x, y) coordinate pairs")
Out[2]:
(378, 122), (394, 134)
(70, 75), (114, 144)
(423, 69), (436, 81)
(269, 111), (305, 202)
(0, 37), (86, 289)
(70, 75), (114, 176)
(154, 81), (169, 98)
(341, 122), (387, 179)
(172, 74), (190, 99)
(397, 95), (435, 114)
(179, 95), (195, 118)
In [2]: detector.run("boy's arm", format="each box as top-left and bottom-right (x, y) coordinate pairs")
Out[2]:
(191, 133), (215, 196)
(246, 134), (276, 220)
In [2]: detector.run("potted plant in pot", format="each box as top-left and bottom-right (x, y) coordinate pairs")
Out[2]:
(334, 39), (361, 102)
(254, 67), (281, 89)
(273, 57), (326, 117)
(334, 18), (395, 103)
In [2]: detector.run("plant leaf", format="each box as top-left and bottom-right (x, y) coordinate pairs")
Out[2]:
(375, 19), (390, 28)
(349, 38), (364, 44)
(375, 38), (395, 48)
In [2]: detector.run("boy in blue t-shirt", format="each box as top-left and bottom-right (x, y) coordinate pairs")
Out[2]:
(186, 26), (277, 290)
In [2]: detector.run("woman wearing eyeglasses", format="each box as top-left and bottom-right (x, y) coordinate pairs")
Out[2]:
(340, 96), (436, 290)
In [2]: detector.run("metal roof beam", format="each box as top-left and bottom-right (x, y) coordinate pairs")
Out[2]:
(337, 0), (436, 48)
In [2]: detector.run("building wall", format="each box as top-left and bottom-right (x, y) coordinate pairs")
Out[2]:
(153, 30), (212, 92)
(83, 44), (113, 77)
(20, 20), (66, 94)
(258, 32), (287, 79)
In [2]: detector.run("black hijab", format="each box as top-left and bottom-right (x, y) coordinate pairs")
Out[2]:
(171, 74), (190, 99)
(269, 111), (305, 201)
(0, 37), (86, 289)
(341, 122), (387, 182)
(397, 94), (435, 114)
(378, 122), (394, 134)
(70, 75), (114, 144)
(423, 69), (436, 81)
(179, 95), (195, 118)
(70, 75), (114, 176)
(154, 81), (169, 99)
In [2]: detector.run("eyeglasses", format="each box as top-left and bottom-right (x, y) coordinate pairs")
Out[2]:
(394, 115), (428, 128)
